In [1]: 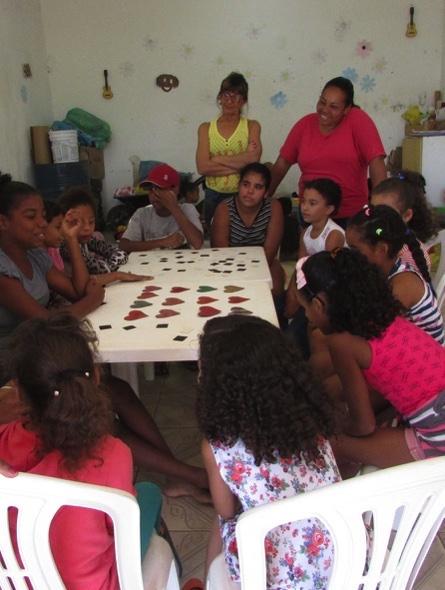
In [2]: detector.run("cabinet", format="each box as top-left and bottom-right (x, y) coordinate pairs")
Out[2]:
(402, 135), (445, 208)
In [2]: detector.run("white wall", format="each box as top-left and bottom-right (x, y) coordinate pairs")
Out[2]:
(34, 1), (445, 209)
(0, 0), (53, 183)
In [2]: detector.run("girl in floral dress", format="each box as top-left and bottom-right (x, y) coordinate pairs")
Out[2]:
(197, 315), (341, 590)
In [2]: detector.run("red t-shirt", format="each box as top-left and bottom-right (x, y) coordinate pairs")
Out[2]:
(0, 421), (134, 590)
(280, 109), (386, 218)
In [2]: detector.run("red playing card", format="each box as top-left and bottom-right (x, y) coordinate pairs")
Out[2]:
(156, 309), (180, 318)
(143, 285), (162, 291)
(197, 296), (218, 304)
(124, 310), (147, 320)
(138, 292), (158, 299)
(162, 297), (184, 306)
(170, 286), (190, 293)
(198, 306), (221, 317)
(228, 296), (249, 304)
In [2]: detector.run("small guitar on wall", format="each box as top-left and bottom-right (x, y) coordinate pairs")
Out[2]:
(406, 6), (417, 38)
(102, 69), (113, 99)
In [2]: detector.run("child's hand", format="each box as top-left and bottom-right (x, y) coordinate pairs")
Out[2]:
(162, 232), (186, 249)
(62, 209), (82, 239)
(153, 188), (179, 212)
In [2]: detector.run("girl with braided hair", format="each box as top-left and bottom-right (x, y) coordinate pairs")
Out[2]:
(370, 172), (438, 271)
(346, 204), (444, 344)
(298, 248), (445, 469)
(198, 315), (340, 590)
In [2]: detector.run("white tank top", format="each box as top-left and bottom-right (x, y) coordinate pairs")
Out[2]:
(303, 218), (345, 255)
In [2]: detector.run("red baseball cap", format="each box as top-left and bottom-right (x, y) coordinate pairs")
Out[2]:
(140, 163), (180, 191)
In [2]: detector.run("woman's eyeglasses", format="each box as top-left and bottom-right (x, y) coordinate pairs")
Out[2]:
(221, 91), (243, 102)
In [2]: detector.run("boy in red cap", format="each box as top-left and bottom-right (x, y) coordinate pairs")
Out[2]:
(120, 163), (203, 251)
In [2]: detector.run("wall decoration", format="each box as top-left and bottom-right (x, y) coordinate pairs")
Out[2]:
(102, 70), (113, 99)
(280, 70), (292, 83)
(181, 44), (194, 59)
(334, 19), (351, 41)
(119, 61), (134, 78)
(406, 6), (417, 38)
(312, 49), (327, 65)
(372, 58), (388, 73)
(360, 75), (376, 93)
(22, 64), (32, 78)
(247, 24), (264, 39)
(342, 67), (359, 82)
(142, 36), (157, 51)
(356, 40), (373, 58)
(156, 74), (179, 92)
(270, 91), (287, 110)
(20, 85), (28, 103)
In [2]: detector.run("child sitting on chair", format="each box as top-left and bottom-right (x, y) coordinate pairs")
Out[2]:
(119, 163), (203, 252)
(59, 187), (147, 285)
(198, 315), (340, 590)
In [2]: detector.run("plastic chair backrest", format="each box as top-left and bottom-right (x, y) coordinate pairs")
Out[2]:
(235, 457), (445, 590)
(0, 472), (144, 590)
(435, 272), (445, 314)
(426, 228), (445, 289)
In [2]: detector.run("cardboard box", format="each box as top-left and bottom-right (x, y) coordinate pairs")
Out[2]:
(79, 146), (105, 179)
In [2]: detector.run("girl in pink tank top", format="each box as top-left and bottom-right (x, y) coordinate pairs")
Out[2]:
(297, 248), (445, 472)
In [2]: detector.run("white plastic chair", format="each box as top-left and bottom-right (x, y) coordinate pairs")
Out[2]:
(426, 228), (445, 289)
(435, 272), (445, 315)
(0, 472), (180, 590)
(207, 457), (445, 590)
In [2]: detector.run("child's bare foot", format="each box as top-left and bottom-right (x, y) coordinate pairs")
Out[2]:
(164, 481), (212, 504)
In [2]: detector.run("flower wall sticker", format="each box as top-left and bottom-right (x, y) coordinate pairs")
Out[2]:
(119, 62), (135, 78)
(334, 19), (351, 42)
(142, 36), (157, 51)
(247, 24), (264, 40)
(342, 67), (358, 83)
(270, 91), (287, 109)
(312, 49), (327, 65)
(356, 40), (373, 58)
(372, 58), (387, 73)
(20, 85), (28, 103)
(360, 75), (376, 93)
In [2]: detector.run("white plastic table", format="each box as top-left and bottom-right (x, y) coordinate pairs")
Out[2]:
(88, 279), (277, 363)
(122, 246), (272, 287)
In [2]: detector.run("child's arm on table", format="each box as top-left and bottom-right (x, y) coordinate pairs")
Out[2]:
(120, 232), (185, 252)
(93, 271), (151, 286)
(202, 439), (239, 520)
(328, 332), (376, 436)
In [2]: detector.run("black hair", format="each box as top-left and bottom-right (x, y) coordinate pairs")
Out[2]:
(348, 204), (432, 284)
(197, 315), (337, 465)
(43, 199), (62, 223)
(301, 249), (402, 340)
(218, 72), (248, 102)
(373, 174), (438, 242)
(322, 77), (356, 108)
(304, 178), (342, 216)
(0, 172), (39, 215)
(58, 186), (96, 216)
(9, 313), (113, 472)
(239, 162), (271, 191)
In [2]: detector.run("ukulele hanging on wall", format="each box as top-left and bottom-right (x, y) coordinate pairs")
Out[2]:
(102, 70), (113, 99)
(406, 6), (417, 38)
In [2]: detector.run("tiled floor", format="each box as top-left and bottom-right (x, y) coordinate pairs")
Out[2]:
(136, 362), (445, 589)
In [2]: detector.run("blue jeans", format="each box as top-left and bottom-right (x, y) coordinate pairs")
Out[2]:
(204, 187), (237, 229)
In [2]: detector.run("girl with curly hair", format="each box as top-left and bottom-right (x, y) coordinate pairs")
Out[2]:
(347, 204), (444, 344)
(298, 248), (445, 471)
(198, 315), (340, 590)
(0, 313), (149, 589)
(370, 172), (438, 271)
